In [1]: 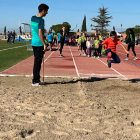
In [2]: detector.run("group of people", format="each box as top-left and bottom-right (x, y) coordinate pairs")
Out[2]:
(77, 33), (104, 58)
(7, 30), (16, 44)
(31, 3), (138, 86)
(45, 27), (65, 57)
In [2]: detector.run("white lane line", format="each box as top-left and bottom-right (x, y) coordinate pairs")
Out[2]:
(79, 73), (120, 76)
(0, 45), (27, 51)
(0, 74), (138, 80)
(0, 74), (78, 79)
(69, 46), (80, 77)
(44, 51), (54, 62)
(31, 51), (54, 76)
(0, 55), (33, 73)
(97, 58), (127, 79)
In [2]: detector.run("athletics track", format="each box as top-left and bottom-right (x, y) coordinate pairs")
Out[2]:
(0, 44), (140, 80)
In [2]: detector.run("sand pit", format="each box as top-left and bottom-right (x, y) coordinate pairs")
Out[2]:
(0, 76), (140, 140)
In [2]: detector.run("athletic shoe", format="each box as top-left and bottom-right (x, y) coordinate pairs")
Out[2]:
(94, 56), (96, 58)
(32, 82), (40, 86)
(49, 49), (52, 51)
(108, 61), (111, 68)
(59, 54), (62, 57)
(133, 57), (137, 60)
(88, 55), (90, 57)
(79, 53), (81, 56)
(124, 57), (128, 61)
(97, 56), (99, 58)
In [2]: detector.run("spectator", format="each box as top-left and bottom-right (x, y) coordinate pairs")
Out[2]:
(12, 30), (16, 44)
(7, 31), (10, 43)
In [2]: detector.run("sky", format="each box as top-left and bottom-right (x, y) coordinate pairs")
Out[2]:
(0, 0), (140, 33)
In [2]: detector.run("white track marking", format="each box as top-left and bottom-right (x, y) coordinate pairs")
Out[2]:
(31, 51), (54, 76)
(69, 46), (80, 77)
(44, 51), (54, 62)
(0, 56), (33, 73)
(97, 58), (127, 79)
(79, 73), (120, 76)
(0, 74), (78, 79)
(0, 45), (27, 51)
(0, 74), (134, 80)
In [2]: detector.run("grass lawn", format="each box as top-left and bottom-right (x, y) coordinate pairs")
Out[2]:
(0, 40), (33, 72)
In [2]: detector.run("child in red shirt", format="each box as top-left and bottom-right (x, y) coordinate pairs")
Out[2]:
(102, 31), (129, 68)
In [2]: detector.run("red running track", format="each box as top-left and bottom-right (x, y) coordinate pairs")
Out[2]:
(0, 45), (140, 79)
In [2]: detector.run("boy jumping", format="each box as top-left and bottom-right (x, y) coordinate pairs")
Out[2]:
(102, 31), (129, 68)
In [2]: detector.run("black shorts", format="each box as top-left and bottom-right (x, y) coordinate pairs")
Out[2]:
(81, 42), (86, 51)
(49, 41), (52, 44)
(58, 41), (60, 44)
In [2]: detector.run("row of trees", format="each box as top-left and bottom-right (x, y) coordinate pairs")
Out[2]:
(50, 6), (112, 36)
(50, 22), (71, 34)
(126, 28), (140, 36)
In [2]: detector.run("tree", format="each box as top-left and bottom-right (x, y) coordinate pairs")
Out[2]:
(50, 22), (71, 34)
(126, 27), (140, 37)
(19, 26), (22, 35)
(91, 6), (112, 36)
(81, 15), (87, 32)
(4, 26), (6, 36)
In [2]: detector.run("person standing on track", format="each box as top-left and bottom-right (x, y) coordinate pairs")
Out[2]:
(125, 29), (137, 60)
(90, 36), (94, 57)
(80, 32), (86, 56)
(93, 36), (100, 58)
(59, 26), (65, 57)
(86, 37), (91, 57)
(53, 33), (57, 46)
(56, 32), (61, 51)
(31, 3), (49, 86)
(102, 31), (129, 68)
(47, 31), (53, 51)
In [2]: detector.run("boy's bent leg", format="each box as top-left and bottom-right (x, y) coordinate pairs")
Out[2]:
(106, 49), (112, 68)
(32, 46), (44, 83)
(111, 52), (121, 63)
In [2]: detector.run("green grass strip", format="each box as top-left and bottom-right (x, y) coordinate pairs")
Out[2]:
(0, 41), (33, 72)
(0, 41), (26, 50)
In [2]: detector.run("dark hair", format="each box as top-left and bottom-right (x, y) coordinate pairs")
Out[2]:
(38, 4), (49, 13)
(110, 31), (117, 36)
(95, 36), (99, 39)
(129, 28), (135, 39)
(62, 26), (65, 29)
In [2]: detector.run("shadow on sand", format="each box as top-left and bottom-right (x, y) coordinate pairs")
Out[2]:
(39, 77), (118, 85)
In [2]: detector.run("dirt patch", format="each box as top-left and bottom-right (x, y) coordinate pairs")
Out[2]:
(0, 76), (140, 140)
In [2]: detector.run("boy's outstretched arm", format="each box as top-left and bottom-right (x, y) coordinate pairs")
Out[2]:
(120, 44), (129, 54)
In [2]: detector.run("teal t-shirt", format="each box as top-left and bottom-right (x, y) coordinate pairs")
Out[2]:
(31, 16), (44, 46)
(47, 34), (53, 42)
(57, 33), (61, 41)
